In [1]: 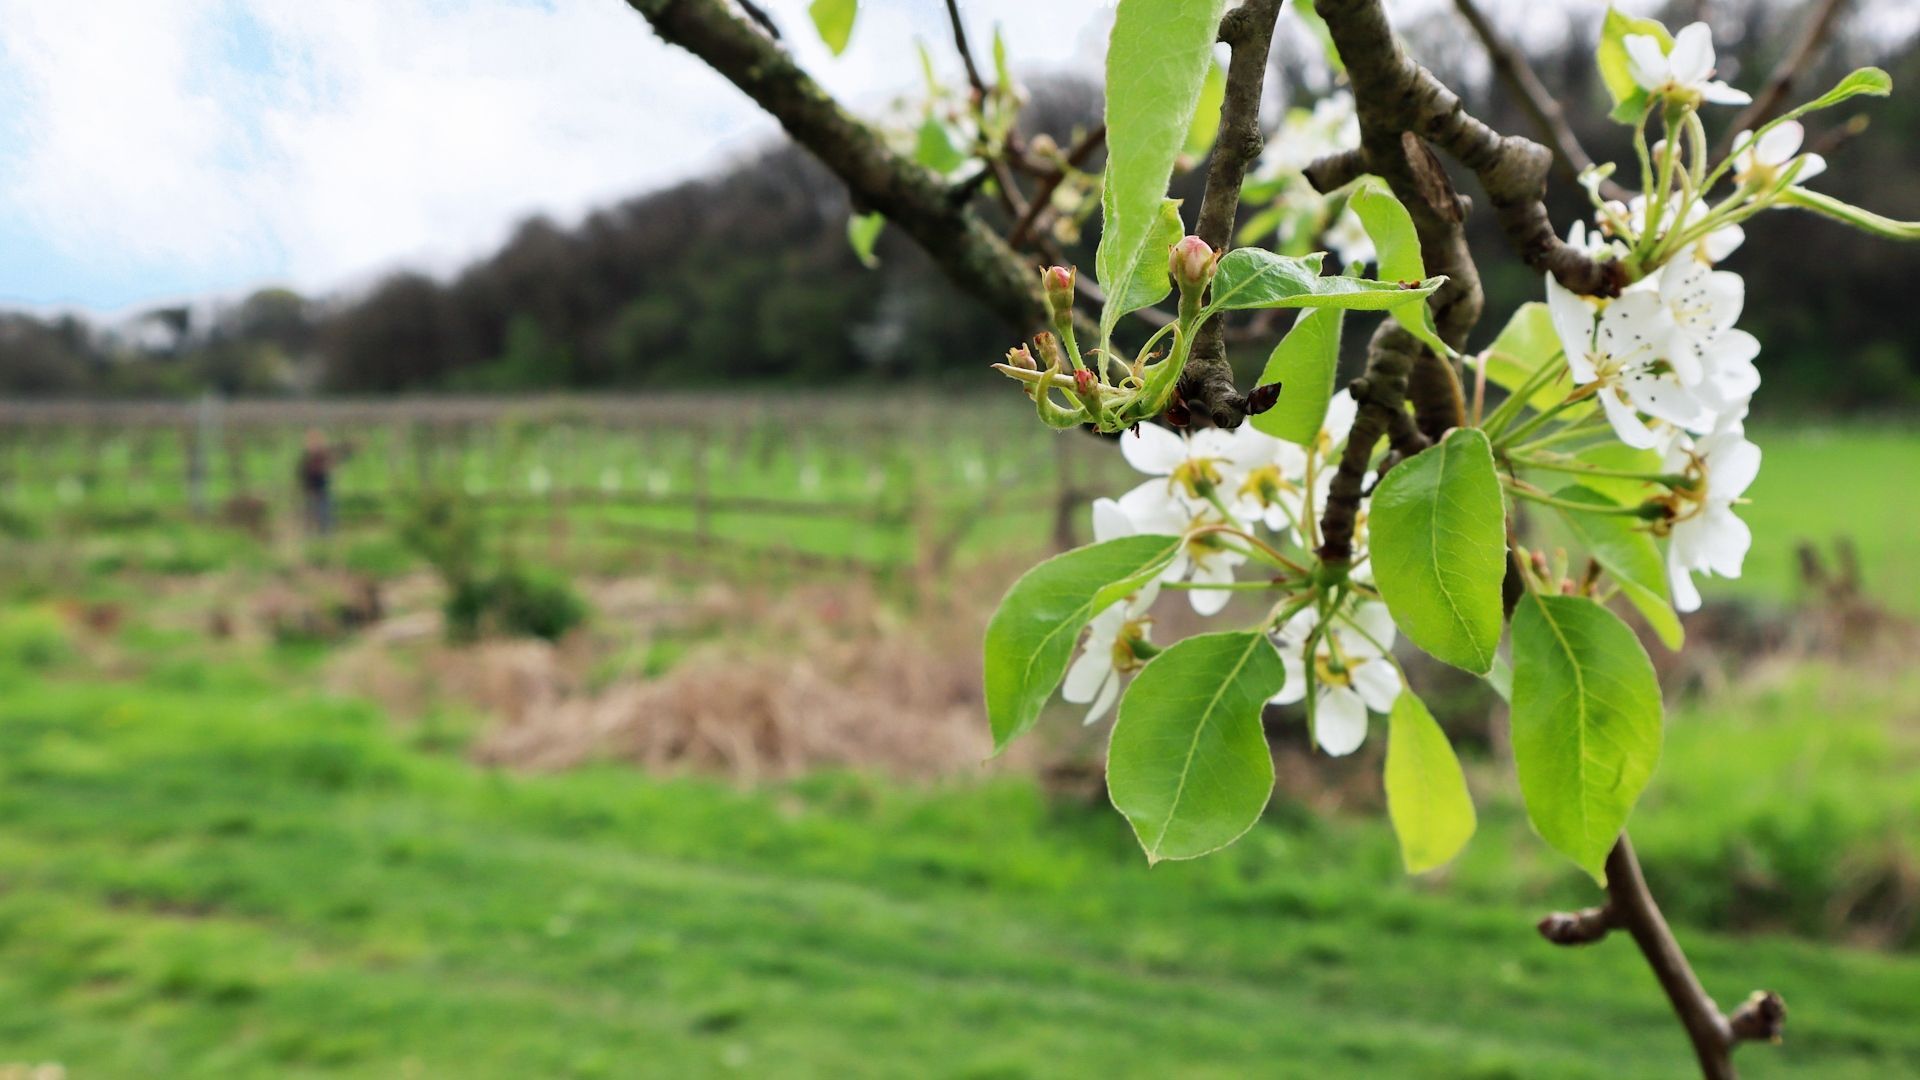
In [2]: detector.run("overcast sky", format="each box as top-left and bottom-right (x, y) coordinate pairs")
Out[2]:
(2, 0), (1907, 317)
(0, 0), (1107, 315)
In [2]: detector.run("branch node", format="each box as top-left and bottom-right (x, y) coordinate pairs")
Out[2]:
(1536, 906), (1615, 946)
(1729, 990), (1788, 1045)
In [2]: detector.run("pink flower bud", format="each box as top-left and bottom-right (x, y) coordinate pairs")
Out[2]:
(1006, 344), (1037, 371)
(1170, 235), (1216, 291)
(1041, 265), (1076, 321)
(1073, 369), (1097, 397)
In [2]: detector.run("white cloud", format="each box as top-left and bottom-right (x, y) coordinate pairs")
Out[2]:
(0, 0), (1106, 311)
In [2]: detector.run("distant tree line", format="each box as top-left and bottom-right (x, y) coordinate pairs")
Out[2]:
(2, 12), (1914, 413)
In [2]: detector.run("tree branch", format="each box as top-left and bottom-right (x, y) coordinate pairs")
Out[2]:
(1450, 0), (1630, 202)
(624, 0), (1047, 332)
(1717, 0), (1851, 160)
(1539, 836), (1786, 1079)
(1006, 123), (1105, 251)
(1176, 0), (1286, 430)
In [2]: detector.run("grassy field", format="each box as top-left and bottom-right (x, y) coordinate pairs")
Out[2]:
(0, 639), (1917, 1079)
(0, 413), (1916, 1077)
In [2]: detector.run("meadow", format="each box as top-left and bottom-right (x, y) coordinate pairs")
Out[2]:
(0, 398), (1916, 1077)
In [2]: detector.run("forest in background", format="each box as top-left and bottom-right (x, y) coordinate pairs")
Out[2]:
(2, 3), (1916, 413)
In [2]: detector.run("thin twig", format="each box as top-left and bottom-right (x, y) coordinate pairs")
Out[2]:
(735, 0), (781, 40)
(1451, 0), (1629, 202)
(1716, 0), (1850, 160)
(942, 0), (990, 102)
(1005, 123), (1105, 250)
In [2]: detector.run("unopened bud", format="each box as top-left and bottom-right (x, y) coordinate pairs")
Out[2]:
(1073, 368), (1096, 396)
(1041, 265), (1076, 322)
(1006, 344), (1037, 371)
(1170, 235), (1216, 293)
(1245, 382), (1283, 416)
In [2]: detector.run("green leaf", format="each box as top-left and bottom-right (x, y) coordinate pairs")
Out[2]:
(1476, 302), (1587, 416)
(1107, 631), (1285, 863)
(984, 535), (1182, 752)
(1347, 179), (1450, 357)
(1250, 307), (1345, 446)
(914, 117), (968, 175)
(992, 25), (1013, 93)
(1779, 187), (1920, 242)
(1203, 248), (1443, 315)
(846, 212), (884, 269)
(1549, 485), (1683, 650)
(1183, 60), (1228, 160)
(1511, 594), (1664, 885)
(1096, 0), (1230, 346)
(808, 0), (858, 56)
(1781, 66), (1892, 124)
(1384, 690), (1476, 874)
(1105, 200), (1187, 325)
(1368, 428), (1507, 674)
(1596, 7), (1670, 107)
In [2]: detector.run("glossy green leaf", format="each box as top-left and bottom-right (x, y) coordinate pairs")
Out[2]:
(984, 535), (1181, 751)
(1096, 0), (1230, 345)
(1477, 302), (1587, 416)
(1385, 690), (1477, 874)
(808, 0), (858, 56)
(1183, 60), (1228, 160)
(1781, 66), (1892, 124)
(846, 212), (884, 269)
(1203, 248), (1442, 315)
(1550, 485), (1683, 650)
(1368, 428), (1507, 674)
(1596, 7), (1670, 108)
(1107, 631), (1285, 863)
(1250, 307), (1345, 446)
(1348, 179), (1450, 357)
(1779, 187), (1920, 241)
(1105, 200), (1187, 324)
(1511, 593), (1664, 885)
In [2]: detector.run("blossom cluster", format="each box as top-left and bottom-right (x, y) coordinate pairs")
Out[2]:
(1249, 92), (1375, 268)
(1064, 397), (1402, 757)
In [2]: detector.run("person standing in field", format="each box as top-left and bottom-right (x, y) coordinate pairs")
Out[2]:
(297, 428), (343, 536)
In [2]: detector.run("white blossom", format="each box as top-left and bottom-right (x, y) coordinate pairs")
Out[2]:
(1093, 482), (1248, 617)
(1546, 274), (1703, 449)
(1662, 427), (1761, 612)
(1062, 583), (1159, 725)
(1731, 120), (1828, 190)
(1624, 22), (1751, 106)
(1269, 601), (1401, 756)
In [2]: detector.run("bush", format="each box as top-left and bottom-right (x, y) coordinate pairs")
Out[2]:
(396, 490), (587, 643)
(446, 565), (587, 643)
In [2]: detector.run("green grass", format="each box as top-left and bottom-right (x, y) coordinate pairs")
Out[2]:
(1721, 424), (1920, 615)
(1, 631), (1917, 1077)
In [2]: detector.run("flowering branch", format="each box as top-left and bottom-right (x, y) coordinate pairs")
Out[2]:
(1716, 0), (1852, 160)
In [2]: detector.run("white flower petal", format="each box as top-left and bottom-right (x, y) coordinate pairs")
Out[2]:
(1546, 274), (1599, 377)
(1709, 437), (1762, 500)
(1599, 387), (1660, 449)
(1624, 34), (1670, 91)
(1122, 423), (1189, 475)
(1083, 671), (1121, 725)
(1063, 645), (1113, 703)
(1320, 392), (1358, 449)
(1622, 370), (1704, 429)
(1272, 652), (1308, 705)
(1091, 497), (1136, 543)
(1352, 660), (1402, 714)
(1757, 122), (1804, 165)
(1315, 687), (1369, 756)
(1698, 505), (1752, 577)
(1699, 81), (1752, 106)
(1793, 153), (1827, 184)
(1350, 601), (1398, 652)
(1668, 23), (1715, 85)
(1700, 224), (1745, 264)
(1669, 548), (1703, 613)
